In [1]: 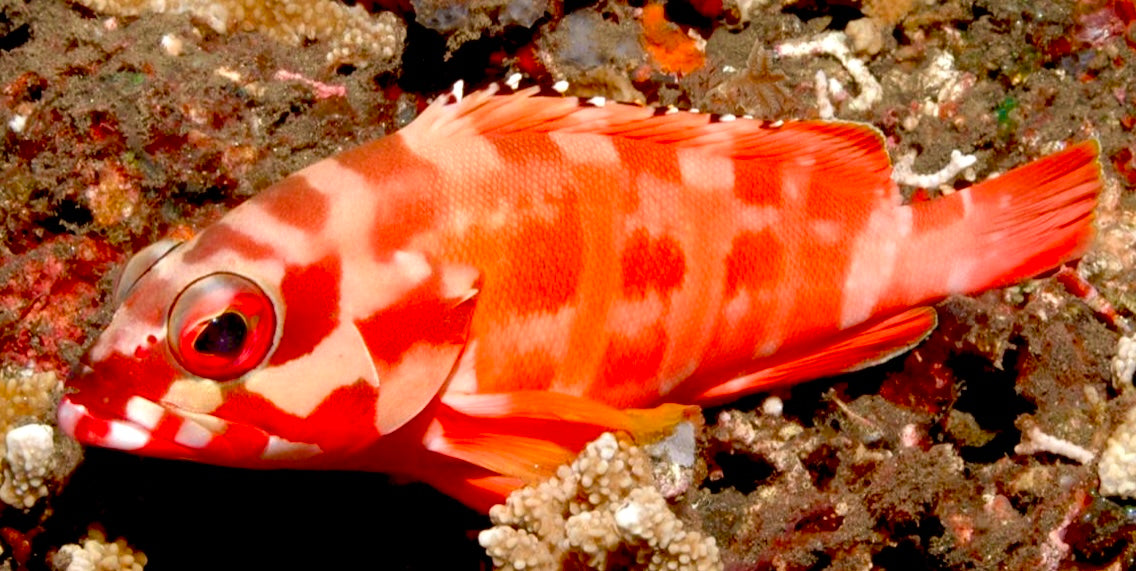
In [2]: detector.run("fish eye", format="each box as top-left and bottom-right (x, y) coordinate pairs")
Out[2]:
(168, 273), (276, 381)
(114, 238), (183, 307)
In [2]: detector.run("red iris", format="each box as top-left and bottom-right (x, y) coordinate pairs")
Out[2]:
(168, 273), (276, 381)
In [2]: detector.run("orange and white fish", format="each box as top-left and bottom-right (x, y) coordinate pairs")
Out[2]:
(58, 86), (1102, 511)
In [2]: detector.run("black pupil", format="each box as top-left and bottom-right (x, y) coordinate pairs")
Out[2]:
(194, 312), (248, 356)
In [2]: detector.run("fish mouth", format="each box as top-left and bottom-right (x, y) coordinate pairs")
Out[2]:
(57, 395), (322, 467)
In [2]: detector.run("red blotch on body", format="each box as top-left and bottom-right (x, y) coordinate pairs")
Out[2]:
(492, 210), (583, 315)
(372, 196), (436, 251)
(620, 228), (686, 298)
(487, 133), (566, 171)
(732, 161), (785, 206)
(216, 379), (380, 462)
(614, 137), (684, 189)
(269, 254), (341, 365)
(591, 324), (669, 406)
(330, 138), (439, 252)
(354, 276), (475, 365)
(259, 176), (329, 232)
(725, 229), (782, 295)
(486, 350), (558, 392)
(182, 224), (276, 263)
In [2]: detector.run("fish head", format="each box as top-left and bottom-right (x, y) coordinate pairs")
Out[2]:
(58, 205), (481, 470)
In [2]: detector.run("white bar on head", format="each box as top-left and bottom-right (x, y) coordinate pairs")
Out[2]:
(174, 420), (214, 449)
(106, 421), (151, 451)
(261, 435), (322, 461)
(56, 399), (86, 437)
(125, 396), (166, 430)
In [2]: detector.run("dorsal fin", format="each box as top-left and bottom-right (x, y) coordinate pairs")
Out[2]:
(401, 84), (896, 203)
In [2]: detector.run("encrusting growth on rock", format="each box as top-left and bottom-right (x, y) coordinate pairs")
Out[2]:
(71, 0), (406, 66)
(479, 432), (720, 571)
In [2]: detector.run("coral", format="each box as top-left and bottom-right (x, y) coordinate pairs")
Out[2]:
(1014, 423), (1095, 465)
(774, 31), (882, 113)
(845, 17), (883, 55)
(1099, 404), (1136, 498)
(52, 527), (148, 571)
(0, 423), (56, 509)
(706, 44), (793, 119)
(69, 0), (406, 66)
(0, 238), (121, 375)
(891, 149), (977, 189)
(861, 0), (915, 27)
(541, 8), (647, 101)
(1113, 334), (1136, 389)
(479, 431), (721, 571)
(0, 369), (59, 441)
(641, 3), (706, 76)
(410, 0), (550, 51)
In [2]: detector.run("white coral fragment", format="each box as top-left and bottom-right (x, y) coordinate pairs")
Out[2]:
(1112, 334), (1136, 390)
(891, 149), (978, 189)
(480, 431), (721, 571)
(0, 424), (56, 509)
(775, 31), (882, 112)
(1014, 424), (1094, 465)
(1099, 404), (1136, 498)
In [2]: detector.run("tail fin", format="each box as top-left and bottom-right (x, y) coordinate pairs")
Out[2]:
(903, 141), (1101, 297)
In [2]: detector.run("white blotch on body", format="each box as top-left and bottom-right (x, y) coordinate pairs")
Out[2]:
(173, 419), (214, 449)
(245, 322), (379, 417)
(125, 396), (166, 430)
(840, 208), (901, 329)
(162, 378), (225, 414)
(261, 435), (323, 461)
(105, 421), (151, 451)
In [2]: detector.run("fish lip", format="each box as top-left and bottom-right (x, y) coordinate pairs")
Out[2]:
(57, 395), (156, 452)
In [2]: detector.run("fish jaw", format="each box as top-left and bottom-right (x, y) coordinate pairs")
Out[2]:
(58, 354), (324, 468)
(56, 394), (297, 466)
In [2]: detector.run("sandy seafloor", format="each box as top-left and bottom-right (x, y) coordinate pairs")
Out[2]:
(2, 0), (1136, 568)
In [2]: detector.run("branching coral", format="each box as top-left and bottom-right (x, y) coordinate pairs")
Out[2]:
(775, 31), (882, 113)
(71, 0), (406, 66)
(479, 431), (720, 571)
(52, 527), (148, 571)
(0, 369), (71, 509)
(0, 423), (57, 509)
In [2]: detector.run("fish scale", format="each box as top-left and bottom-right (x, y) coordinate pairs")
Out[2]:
(59, 86), (1102, 511)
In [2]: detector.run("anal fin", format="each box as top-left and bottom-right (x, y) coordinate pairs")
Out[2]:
(688, 307), (938, 406)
